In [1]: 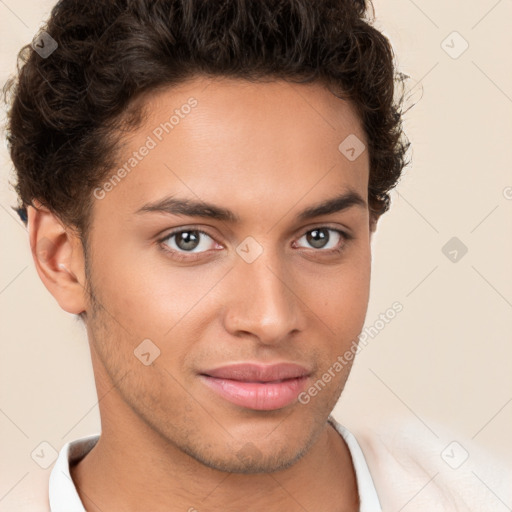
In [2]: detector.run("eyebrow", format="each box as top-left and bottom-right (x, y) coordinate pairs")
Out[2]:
(135, 190), (367, 222)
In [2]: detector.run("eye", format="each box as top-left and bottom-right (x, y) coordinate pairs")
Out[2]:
(294, 227), (349, 252)
(159, 228), (219, 257)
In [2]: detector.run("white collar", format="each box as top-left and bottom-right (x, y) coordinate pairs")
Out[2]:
(49, 433), (99, 512)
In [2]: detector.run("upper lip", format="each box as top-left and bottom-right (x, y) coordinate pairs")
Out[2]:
(200, 363), (311, 382)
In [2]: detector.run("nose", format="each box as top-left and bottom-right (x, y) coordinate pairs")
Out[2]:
(222, 249), (305, 345)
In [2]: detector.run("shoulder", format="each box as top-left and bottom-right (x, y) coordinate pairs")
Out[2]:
(350, 419), (512, 512)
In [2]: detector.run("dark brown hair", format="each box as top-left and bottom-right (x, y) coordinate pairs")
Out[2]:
(4, 0), (412, 240)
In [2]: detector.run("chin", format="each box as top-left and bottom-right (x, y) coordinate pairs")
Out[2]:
(191, 441), (309, 474)
(176, 422), (319, 475)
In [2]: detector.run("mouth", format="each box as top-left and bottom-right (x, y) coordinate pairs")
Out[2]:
(199, 362), (311, 411)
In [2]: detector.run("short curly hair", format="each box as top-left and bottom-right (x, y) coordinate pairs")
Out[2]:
(4, 0), (412, 239)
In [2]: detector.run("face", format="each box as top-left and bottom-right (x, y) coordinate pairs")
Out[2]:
(80, 76), (373, 473)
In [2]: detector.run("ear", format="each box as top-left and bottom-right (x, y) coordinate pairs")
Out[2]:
(27, 201), (87, 315)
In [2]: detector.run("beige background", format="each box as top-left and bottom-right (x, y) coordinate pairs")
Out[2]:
(1, 0), (511, 507)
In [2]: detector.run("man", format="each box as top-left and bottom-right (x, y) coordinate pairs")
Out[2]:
(5, 0), (506, 510)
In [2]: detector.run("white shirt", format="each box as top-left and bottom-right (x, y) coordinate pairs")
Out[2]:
(48, 416), (382, 511)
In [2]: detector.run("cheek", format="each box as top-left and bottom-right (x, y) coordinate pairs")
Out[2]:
(89, 236), (201, 331)
(303, 250), (371, 333)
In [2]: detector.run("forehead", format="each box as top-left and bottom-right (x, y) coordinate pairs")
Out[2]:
(141, 75), (366, 148)
(95, 76), (369, 221)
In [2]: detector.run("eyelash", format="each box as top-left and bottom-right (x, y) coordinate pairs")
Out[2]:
(157, 226), (353, 262)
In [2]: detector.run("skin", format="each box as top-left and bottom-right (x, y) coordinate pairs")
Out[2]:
(28, 75), (378, 511)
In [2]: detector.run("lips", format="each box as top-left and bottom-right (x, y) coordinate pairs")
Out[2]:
(199, 363), (311, 411)
(202, 362), (310, 382)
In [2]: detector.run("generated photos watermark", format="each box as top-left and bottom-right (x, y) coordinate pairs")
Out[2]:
(298, 301), (403, 404)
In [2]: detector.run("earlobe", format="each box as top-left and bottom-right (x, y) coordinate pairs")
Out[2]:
(27, 202), (87, 315)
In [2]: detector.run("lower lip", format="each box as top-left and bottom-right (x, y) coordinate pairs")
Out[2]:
(200, 375), (309, 411)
